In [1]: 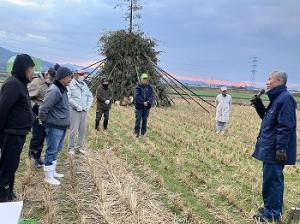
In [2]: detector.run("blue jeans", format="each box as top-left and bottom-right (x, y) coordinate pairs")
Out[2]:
(262, 162), (285, 219)
(44, 127), (66, 166)
(134, 108), (150, 135)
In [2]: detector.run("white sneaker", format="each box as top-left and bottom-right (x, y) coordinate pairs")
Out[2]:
(221, 131), (225, 135)
(216, 131), (220, 134)
(44, 165), (61, 186)
(68, 150), (75, 155)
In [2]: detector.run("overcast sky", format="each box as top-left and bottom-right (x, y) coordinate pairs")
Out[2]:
(1, 0), (300, 85)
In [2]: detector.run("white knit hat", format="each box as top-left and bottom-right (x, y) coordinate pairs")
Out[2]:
(221, 86), (227, 91)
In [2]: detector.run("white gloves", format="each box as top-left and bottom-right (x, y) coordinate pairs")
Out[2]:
(105, 100), (110, 105)
(76, 106), (83, 112)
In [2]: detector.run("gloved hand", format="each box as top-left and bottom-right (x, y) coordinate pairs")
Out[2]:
(37, 116), (43, 125)
(105, 100), (110, 105)
(76, 106), (83, 112)
(250, 97), (263, 108)
(276, 149), (287, 162)
(144, 101), (149, 107)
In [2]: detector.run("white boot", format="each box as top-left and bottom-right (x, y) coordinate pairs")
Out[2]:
(44, 165), (61, 186)
(53, 160), (64, 178)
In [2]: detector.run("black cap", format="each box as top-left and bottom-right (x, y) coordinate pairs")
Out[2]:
(54, 63), (60, 71)
(55, 67), (72, 81)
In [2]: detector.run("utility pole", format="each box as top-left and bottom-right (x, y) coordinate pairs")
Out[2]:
(129, 0), (133, 33)
(251, 56), (258, 88)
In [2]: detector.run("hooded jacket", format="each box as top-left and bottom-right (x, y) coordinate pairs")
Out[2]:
(0, 54), (35, 135)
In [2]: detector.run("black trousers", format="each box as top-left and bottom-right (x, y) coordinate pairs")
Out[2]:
(96, 109), (110, 129)
(29, 118), (46, 160)
(0, 133), (26, 202)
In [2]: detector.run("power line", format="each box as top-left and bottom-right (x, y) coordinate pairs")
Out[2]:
(251, 56), (258, 88)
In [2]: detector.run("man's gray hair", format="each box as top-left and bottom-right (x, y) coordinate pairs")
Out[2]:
(269, 71), (288, 85)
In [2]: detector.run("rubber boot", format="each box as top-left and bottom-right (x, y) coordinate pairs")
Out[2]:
(103, 119), (108, 130)
(35, 148), (44, 168)
(52, 160), (64, 178)
(0, 184), (10, 202)
(44, 165), (60, 186)
(8, 178), (17, 201)
(95, 120), (100, 131)
(28, 148), (35, 160)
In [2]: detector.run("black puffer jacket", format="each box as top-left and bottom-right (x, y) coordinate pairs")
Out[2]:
(0, 54), (35, 135)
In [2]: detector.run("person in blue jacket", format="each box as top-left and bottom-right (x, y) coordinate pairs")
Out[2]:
(251, 71), (297, 222)
(134, 73), (155, 138)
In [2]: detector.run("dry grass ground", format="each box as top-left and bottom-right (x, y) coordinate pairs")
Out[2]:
(15, 99), (300, 223)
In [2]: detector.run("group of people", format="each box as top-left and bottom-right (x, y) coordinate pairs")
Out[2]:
(0, 54), (297, 223)
(0, 54), (155, 200)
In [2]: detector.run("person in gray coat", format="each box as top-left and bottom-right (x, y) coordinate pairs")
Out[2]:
(39, 67), (72, 186)
(67, 70), (93, 155)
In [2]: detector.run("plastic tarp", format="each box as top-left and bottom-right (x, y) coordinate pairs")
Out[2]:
(6, 56), (44, 73)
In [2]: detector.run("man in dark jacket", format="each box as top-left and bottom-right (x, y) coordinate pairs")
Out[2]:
(95, 78), (112, 130)
(134, 73), (155, 138)
(39, 67), (72, 186)
(0, 54), (35, 202)
(251, 71), (297, 222)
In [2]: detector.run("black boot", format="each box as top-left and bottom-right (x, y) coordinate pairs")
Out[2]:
(0, 185), (10, 203)
(28, 148), (34, 159)
(35, 158), (44, 168)
(8, 178), (17, 201)
(103, 119), (108, 130)
(35, 148), (44, 168)
(95, 120), (100, 131)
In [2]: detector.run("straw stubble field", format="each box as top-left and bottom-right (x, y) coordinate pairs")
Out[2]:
(16, 100), (300, 223)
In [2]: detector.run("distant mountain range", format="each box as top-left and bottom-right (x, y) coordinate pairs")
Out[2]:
(0, 46), (90, 72)
(2, 46), (299, 91)
(0, 47), (16, 71)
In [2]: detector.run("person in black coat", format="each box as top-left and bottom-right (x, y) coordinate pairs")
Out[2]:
(0, 54), (35, 202)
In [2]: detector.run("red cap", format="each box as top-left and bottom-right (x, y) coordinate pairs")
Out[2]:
(75, 70), (85, 76)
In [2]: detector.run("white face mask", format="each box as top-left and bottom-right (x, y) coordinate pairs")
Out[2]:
(78, 76), (84, 83)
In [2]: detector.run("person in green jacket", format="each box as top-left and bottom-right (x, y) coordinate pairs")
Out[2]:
(95, 78), (112, 130)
